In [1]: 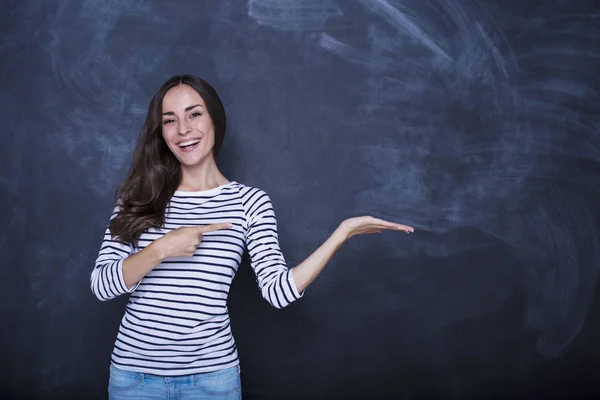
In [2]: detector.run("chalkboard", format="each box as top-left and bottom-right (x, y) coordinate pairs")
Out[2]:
(2, 0), (600, 398)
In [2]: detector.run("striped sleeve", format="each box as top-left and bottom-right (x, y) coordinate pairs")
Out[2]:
(241, 187), (303, 309)
(90, 205), (138, 301)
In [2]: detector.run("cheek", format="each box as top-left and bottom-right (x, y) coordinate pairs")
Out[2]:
(203, 124), (216, 142)
(161, 128), (175, 144)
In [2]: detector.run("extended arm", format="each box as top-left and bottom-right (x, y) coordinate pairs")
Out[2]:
(291, 216), (413, 293)
(242, 187), (413, 308)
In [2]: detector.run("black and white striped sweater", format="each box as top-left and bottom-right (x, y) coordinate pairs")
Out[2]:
(91, 181), (303, 376)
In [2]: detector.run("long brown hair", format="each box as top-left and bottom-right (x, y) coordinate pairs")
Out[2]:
(110, 75), (227, 244)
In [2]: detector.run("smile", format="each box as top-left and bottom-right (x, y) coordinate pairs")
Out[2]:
(178, 139), (201, 152)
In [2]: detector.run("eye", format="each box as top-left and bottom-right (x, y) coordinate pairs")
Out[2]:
(163, 119), (175, 125)
(190, 112), (202, 118)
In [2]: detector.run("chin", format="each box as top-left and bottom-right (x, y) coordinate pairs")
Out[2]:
(178, 153), (212, 168)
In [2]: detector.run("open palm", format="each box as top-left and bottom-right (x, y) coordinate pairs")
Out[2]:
(339, 216), (414, 240)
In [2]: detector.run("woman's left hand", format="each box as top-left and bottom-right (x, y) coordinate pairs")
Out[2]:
(336, 216), (414, 242)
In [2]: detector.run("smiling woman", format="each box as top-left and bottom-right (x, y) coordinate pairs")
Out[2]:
(161, 85), (223, 180)
(90, 74), (413, 400)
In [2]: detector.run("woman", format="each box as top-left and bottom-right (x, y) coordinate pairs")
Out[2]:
(91, 74), (413, 399)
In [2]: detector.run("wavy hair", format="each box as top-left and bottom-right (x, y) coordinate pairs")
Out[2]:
(109, 75), (227, 244)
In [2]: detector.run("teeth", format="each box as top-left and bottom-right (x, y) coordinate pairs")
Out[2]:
(179, 140), (200, 147)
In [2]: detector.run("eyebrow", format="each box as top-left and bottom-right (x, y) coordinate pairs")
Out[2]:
(162, 104), (204, 116)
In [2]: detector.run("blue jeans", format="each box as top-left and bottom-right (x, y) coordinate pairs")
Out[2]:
(108, 364), (242, 400)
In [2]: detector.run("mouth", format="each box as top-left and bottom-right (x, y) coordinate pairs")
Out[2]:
(177, 138), (201, 152)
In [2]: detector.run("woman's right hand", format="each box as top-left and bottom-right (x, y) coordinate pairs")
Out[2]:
(153, 223), (233, 259)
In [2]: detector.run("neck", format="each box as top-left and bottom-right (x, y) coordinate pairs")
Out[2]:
(178, 155), (229, 192)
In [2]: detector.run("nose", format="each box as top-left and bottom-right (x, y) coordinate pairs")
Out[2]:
(178, 120), (191, 136)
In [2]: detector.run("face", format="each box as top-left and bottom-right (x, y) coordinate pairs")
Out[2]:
(161, 84), (215, 168)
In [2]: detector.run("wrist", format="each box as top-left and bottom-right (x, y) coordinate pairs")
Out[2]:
(148, 239), (168, 262)
(331, 225), (349, 247)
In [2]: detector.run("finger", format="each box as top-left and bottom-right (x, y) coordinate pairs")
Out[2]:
(401, 224), (414, 232)
(196, 222), (233, 234)
(371, 219), (414, 233)
(352, 228), (383, 236)
(371, 222), (414, 233)
(366, 217), (400, 227)
(391, 224), (414, 233)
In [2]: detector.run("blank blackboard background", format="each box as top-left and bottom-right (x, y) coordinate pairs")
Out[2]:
(2, 0), (600, 398)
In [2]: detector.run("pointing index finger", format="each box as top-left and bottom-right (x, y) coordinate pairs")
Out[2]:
(196, 223), (233, 234)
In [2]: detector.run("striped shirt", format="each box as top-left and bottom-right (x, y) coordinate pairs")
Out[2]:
(90, 181), (303, 376)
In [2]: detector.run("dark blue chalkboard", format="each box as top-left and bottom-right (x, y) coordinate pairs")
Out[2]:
(2, 0), (600, 398)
